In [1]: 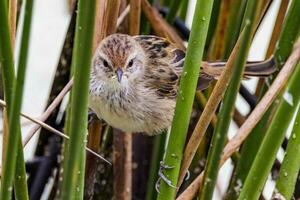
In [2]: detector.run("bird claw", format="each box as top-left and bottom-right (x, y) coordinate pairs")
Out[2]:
(155, 161), (177, 193)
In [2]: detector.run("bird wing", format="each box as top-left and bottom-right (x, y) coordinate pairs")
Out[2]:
(134, 35), (214, 98)
(134, 35), (183, 99)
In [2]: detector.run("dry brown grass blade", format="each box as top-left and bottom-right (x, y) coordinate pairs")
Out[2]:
(8, 0), (17, 48)
(23, 78), (73, 146)
(92, 0), (107, 52)
(113, 130), (132, 200)
(233, 108), (246, 127)
(102, 0), (121, 37)
(255, 0), (290, 96)
(176, 37), (300, 200)
(195, 91), (217, 128)
(129, 0), (141, 35)
(67, 0), (76, 13)
(0, 99), (111, 165)
(117, 5), (130, 28)
(177, 27), (244, 188)
(208, 0), (232, 59)
(85, 119), (104, 198)
(141, 0), (185, 50)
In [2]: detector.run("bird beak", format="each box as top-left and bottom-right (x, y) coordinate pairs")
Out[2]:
(116, 68), (123, 83)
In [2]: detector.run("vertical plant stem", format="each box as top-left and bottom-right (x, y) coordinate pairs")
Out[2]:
(227, 2), (300, 198)
(178, 0), (189, 21)
(9, 1), (29, 199)
(102, 0), (121, 37)
(238, 60), (300, 200)
(165, 0), (182, 23)
(204, 0), (221, 57)
(208, 0), (232, 59)
(275, 104), (300, 200)
(129, 0), (141, 35)
(199, 2), (261, 199)
(274, 0), (300, 67)
(156, 0), (214, 199)
(178, 28), (245, 188)
(0, 0), (33, 199)
(140, 0), (153, 34)
(145, 134), (167, 200)
(61, 0), (96, 199)
(223, 0), (247, 58)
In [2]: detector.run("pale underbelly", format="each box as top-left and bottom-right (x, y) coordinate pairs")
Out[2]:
(88, 95), (173, 135)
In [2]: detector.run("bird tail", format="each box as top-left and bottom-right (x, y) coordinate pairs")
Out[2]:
(201, 56), (276, 78)
(197, 57), (276, 91)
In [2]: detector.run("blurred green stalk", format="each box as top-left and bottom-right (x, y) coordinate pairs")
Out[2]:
(227, 2), (300, 198)
(275, 104), (300, 200)
(199, 1), (261, 199)
(179, 0), (189, 21)
(238, 60), (300, 200)
(0, 0), (33, 199)
(156, 0), (214, 199)
(223, 0), (247, 58)
(166, 0), (182, 23)
(145, 133), (167, 200)
(61, 0), (96, 199)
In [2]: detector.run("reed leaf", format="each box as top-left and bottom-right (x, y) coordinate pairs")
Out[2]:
(238, 59), (300, 200)
(156, 0), (214, 199)
(199, 1), (261, 199)
(0, 0), (33, 199)
(223, 0), (247, 58)
(227, 2), (300, 197)
(275, 103), (300, 199)
(61, 0), (96, 199)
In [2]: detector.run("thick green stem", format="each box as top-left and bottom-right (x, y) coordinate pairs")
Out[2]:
(156, 0), (214, 199)
(61, 0), (96, 199)
(223, 0), (247, 58)
(166, 0), (182, 23)
(199, 1), (261, 199)
(227, 2), (300, 198)
(274, 0), (300, 67)
(275, 105), (300, 200)
(146, 134), (167, 200)
(0, 0), (33, 199)
(238, 61), (300, 200)
(178, 0), (189, 21)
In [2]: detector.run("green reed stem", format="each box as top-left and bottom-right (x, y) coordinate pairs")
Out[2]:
(166, 0), (182, 23)
(146, 133), (167, 200)
(227, 2), (300, 198)
(0, 0), (33, 199)
(275, 104), (300, 200)
(204, 0), (221, 57)
(14, 137), (29, 200)
(156, 0), (214, 199)
(199, 2), (260, 200)
(179, 0), (189, 21)
(61, 0), (96, 199)
(140, 0), (154, 34)
(274, 0), (300, 68)
(238, 61), (300, 200)
(223, 0), (247, 58)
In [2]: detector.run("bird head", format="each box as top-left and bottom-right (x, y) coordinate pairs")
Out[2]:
(92, 34), (146, 85)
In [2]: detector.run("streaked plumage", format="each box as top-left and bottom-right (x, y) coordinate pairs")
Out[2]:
(89, 34), (275, 135)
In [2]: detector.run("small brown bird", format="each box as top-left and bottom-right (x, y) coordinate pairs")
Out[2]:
(89, 34), (275, 135)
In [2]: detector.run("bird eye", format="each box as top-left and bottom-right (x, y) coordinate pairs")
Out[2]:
(103, 60), (109, 68)
(127, 59), (134, 68)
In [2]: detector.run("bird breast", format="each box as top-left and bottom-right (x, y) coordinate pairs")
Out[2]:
(88, 80), (175, 135)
